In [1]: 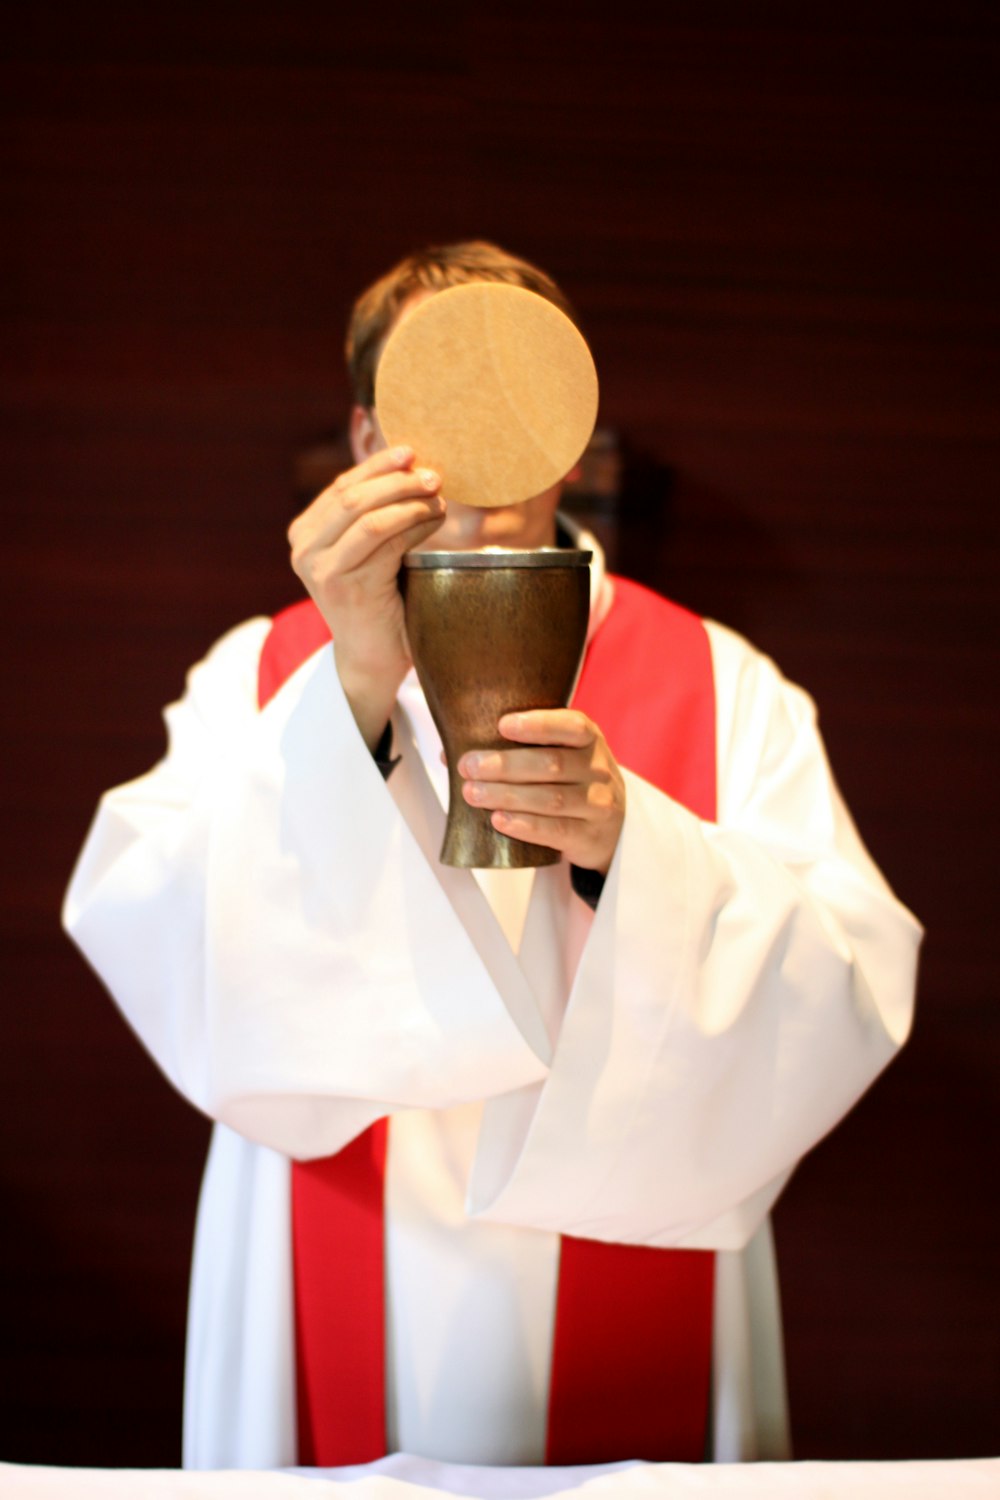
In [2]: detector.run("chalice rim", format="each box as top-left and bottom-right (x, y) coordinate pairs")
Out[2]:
(403, 547), (593, 571)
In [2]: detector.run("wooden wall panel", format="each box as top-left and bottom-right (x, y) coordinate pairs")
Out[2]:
(2, 2), (997, 1467)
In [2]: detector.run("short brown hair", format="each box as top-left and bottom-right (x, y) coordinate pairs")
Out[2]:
(346, 240), (577, 407)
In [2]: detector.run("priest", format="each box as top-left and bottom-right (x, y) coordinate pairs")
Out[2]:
(64, 241), (922, 1471)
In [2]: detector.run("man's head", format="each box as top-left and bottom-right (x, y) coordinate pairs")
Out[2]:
(346, 241), (581, 550)
(345, 240), (577, 410)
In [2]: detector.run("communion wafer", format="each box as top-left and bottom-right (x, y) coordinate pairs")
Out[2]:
(375, 281), (598, 509)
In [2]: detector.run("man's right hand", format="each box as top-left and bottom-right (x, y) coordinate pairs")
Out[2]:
(288, 445), (444, 750)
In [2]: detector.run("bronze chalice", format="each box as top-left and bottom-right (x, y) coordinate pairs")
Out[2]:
(401, 548), (591, 867)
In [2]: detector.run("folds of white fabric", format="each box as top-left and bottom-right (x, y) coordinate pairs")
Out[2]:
(65, 628), (552, 1162)
(63, 582), (921, 1469)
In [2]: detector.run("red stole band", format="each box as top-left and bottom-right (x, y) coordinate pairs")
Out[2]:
(259, 576), (717, 1467)
(292, 1121), (388, 1466)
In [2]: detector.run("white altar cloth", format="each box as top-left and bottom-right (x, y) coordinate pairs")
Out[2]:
(2, 1455), (998, 1499)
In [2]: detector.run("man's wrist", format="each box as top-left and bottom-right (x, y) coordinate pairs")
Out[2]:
(334, 645), (404, 753)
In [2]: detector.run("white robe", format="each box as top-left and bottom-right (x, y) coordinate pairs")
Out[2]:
(63, 545), (921, 1470)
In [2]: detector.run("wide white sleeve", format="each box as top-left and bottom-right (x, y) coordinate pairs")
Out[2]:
(468, 620), (922, 1251)
(63, 619), (549, 1159)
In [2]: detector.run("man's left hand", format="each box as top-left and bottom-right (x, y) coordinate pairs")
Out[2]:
(457, 710), (626, 875)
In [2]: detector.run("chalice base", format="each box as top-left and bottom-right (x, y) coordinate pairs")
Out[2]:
(441, 769), (560, 868)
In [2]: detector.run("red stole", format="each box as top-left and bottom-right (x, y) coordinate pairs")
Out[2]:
(257, 575), (717, 1467)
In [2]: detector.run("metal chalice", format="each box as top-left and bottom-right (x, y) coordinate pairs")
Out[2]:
(401, 548), (592, 868)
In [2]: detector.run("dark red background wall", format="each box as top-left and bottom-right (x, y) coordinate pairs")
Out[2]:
(2, 1), (997, 1468)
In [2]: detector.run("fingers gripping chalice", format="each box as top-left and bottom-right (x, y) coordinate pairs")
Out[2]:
(375, 283), (599, 868)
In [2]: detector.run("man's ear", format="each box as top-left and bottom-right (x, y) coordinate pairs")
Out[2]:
(349, 405), (384, 464)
